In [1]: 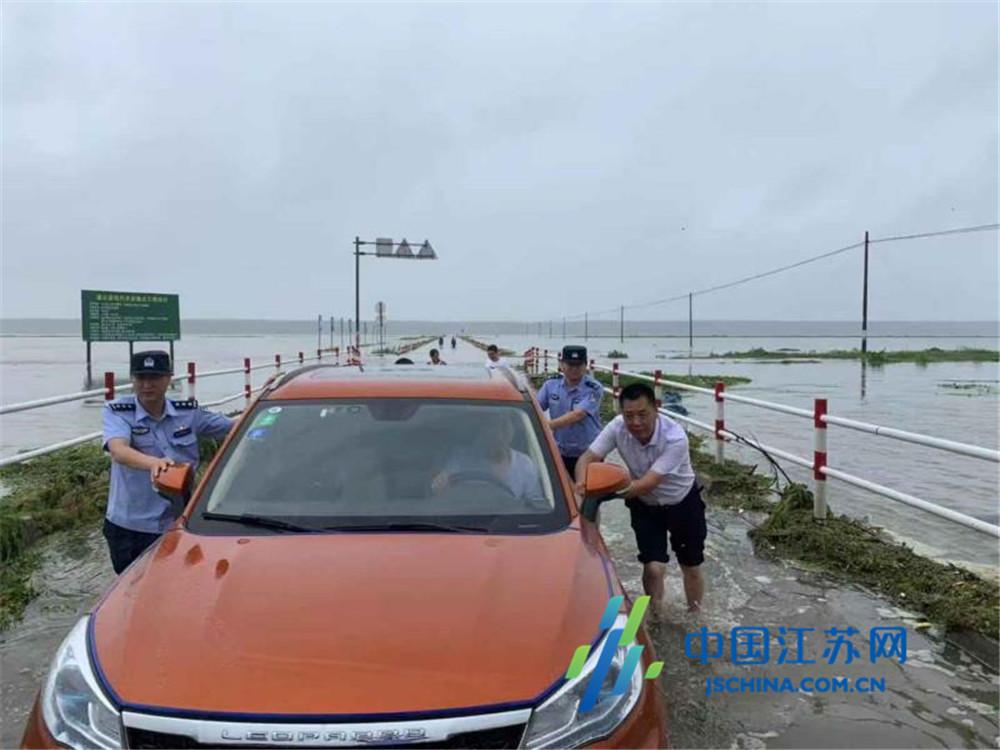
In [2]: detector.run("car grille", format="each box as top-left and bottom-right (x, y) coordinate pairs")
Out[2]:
(126, 724), (527, 749)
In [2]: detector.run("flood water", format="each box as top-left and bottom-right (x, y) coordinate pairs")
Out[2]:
(1, 328), (997, 571)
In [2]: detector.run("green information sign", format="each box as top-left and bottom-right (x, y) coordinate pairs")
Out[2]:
(81, 290), (180, 342)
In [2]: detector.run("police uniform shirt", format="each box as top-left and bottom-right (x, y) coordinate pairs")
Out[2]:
(535, 374), (604, 458)
(102, 395), (235, 533)
(588, 413), (695, 505)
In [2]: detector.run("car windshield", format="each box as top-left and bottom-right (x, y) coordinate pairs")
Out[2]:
(191, 399), (568, 534)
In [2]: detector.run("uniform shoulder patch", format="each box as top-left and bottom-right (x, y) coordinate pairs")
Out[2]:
(108, 402), (135, 412)
(170, 399), (199, 410)
(585, 379), (603, 390)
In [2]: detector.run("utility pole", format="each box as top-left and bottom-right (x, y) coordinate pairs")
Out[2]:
(861, 230), (870, 356)
(584, 312), (588, 340)
(562, 317), (566, 338)
(619, 305), (624, 343)
(688, 292), (693, 351)
(354, 236), (362, 353)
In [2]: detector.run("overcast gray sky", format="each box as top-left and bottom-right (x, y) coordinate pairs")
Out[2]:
(2, 1), (997, 323)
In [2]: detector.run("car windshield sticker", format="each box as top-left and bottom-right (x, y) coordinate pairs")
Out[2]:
(254, 412), (279, 427)
(267, 406), (282, 414)
(248, 427), (270, 440)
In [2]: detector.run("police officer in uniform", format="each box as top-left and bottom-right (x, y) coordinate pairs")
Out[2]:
(534, 345), (603, 476)
(101, 350), (235, 574)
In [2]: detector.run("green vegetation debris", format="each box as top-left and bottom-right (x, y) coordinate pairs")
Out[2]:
(750, 484), (999, 635)
(707, 347), (998, 364)
(606, 350), (629, 359)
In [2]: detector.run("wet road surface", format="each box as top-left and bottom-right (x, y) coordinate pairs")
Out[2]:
(2, 504), (997, 748)
(2, 341), (997, 747)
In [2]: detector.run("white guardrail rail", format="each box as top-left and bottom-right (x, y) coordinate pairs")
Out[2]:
(0, 347), (358, 469)
(519, 347), (1000, 539)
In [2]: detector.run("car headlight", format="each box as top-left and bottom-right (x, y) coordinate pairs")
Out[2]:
(41, 616), (122, 749)
(521, 614), (644, 748)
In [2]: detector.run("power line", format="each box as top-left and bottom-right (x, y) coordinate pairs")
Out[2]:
(869, 222), (999, 245)
(688, 241), (864, 299)
(562, 221), (998, 320)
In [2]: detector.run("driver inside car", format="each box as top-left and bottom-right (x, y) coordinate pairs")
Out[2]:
(431, 414), (545, 502)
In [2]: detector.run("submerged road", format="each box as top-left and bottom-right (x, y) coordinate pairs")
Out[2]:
(2, 339), (997, 747)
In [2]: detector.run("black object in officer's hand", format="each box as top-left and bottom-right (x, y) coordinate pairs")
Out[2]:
(562, 345), (587, 364)
(131, 350), (172, 375)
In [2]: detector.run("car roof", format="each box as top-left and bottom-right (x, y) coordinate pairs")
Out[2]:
(263, 363), (531, 402)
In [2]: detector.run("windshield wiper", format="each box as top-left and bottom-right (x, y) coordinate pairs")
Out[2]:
(322, 521), (491, 534)
(201, 512), (326, 533)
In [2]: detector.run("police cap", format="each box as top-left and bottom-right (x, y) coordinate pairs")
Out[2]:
(561, 345), (588, 364)
(131, 350), (172, 375)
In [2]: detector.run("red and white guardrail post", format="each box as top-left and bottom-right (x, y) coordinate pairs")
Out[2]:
(317, 348), (323, 361)
(612, 362), (621, 414)
(275, 354), (282, 372)
(187, 362), (197, 401)
(814, 398), (828, 519)
(654, 369), (663, 409)
(243, 358), (252, 403)
(104, 372), (115, 402)
(544, 349), (549, 374)
(298, 351), (304, 365)
(714, 381), (725, 462)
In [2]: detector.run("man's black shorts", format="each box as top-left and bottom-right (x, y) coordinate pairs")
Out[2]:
(625, 483), (707, 567)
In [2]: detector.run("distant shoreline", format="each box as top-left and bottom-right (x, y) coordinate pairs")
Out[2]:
(3, 333), (999, 339)
(2, 317), (998, 339)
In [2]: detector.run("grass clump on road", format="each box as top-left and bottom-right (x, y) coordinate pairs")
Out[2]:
(0, 438), (223, 631)
(0, 444), (110, 630)
(750, 484), (999, 636)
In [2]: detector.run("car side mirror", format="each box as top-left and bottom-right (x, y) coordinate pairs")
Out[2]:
(579, 463), (631, 522)
(584, 463), (630, 498)
(154, 464), (194, 514)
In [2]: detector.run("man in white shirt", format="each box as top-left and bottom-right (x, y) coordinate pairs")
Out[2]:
(485, 344), (510, 370)
(575, 382), (706, 613)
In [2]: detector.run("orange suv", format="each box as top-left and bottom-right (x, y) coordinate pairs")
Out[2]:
(22, 364), (667, 749)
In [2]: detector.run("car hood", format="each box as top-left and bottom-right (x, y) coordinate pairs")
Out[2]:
(91, 526), (614, 716)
